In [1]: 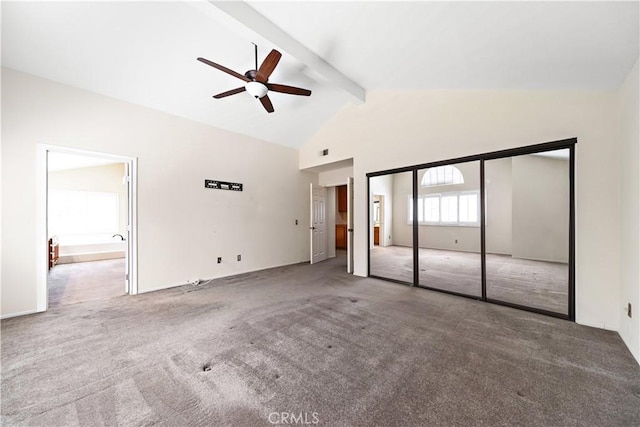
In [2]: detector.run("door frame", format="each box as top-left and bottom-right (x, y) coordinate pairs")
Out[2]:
(347, 177), (355, 273)
(314, 180), (355, 273)
(36, 144), (138, 312)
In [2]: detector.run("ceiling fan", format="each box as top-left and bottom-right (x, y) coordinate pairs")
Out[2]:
(197, 44), (311, 113)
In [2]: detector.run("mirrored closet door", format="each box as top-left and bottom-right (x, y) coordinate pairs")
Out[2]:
(367, 139), (575, 320)
(416, 161), (482, 297)
(369, 171), (414, 284)
(485, 149), (570, 315)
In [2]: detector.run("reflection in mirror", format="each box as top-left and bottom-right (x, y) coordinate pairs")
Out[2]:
(485, 149), (569, 314)
(416, 161), (482, 296)
(373, 200), (381, 225)
(369, 172), (413, 284)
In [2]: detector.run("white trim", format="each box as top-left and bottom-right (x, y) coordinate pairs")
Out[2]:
(347, 177), (355, 274)
(575, 319), (618, 332)
(128, 158), (139, 295)
(36, 144), (139, 313)
(137, 261), (308, 294)
(36, 147), (49, 312)
(1, 309), (38, 320)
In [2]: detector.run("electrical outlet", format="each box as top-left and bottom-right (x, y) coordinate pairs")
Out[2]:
(217, 257), (222, 264)
(295, 219), (298, 225)
(628, 303), (632, 318)
(455, 239), (458, 244)
(237, 254), (241, 261)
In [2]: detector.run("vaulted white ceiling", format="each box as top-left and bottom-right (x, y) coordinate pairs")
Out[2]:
(2, 1), (638, 148)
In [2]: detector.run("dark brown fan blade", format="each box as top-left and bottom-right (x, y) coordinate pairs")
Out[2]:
(197, 57), (250, 82)
(213, 87), (246, 99)
(259, 94), (275, 113)
(267, 83), (311, 96)
(255, 50), (282, 83)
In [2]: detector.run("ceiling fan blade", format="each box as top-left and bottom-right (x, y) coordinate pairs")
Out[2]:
(197, 57), (250, 82)
(259, 94), (275, 113)
(267, 83), (312, 96)
(213, 87), (246, 99)
(255, 49), (282, 83)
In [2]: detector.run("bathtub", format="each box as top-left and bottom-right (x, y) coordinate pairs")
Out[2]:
(57, 235), (126, 264)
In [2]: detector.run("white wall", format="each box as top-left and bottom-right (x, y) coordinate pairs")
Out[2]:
(391, 172), (412, 247)
(512, 155), (569, 263)
(318, 166), (353, 187)
(485, 157), (512, 255)
(48, 163), (128, 239)
(301, 89), (621, 331)
(618, 59), (640, 362)
(1, 68), (314, 317)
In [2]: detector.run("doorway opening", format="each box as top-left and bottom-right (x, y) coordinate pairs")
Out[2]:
(309, 178), (354, 273)
(303, 158), (355, 272)
(37, 145), (137, 312)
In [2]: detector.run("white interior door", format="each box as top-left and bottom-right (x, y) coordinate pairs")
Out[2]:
(124, 162), (131, 293)
(310, 183), (327, 264)
(347, 177), (354, 273)
(126, 158), (137, 295)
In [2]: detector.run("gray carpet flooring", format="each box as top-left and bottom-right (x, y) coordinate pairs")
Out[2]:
(370, 246), (568, 314)
(2, 256), (638, 426)
(48, 259), (126, 307)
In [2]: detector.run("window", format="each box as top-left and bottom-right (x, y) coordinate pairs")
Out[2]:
(421, 165), (464, 187)
(409, 191), (479, 226)
(49, 190), (119, 236)
(459, 193), (479, 223)
(440, 195), (458, 223)
(424, 196), (439, 222)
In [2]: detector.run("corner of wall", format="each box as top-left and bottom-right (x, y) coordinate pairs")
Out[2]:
(617, 58), (640, 364)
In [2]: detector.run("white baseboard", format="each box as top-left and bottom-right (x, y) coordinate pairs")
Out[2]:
(138, 261), (308, 294)
(575, 319), (618, 331)
(1, 309), (38, 320)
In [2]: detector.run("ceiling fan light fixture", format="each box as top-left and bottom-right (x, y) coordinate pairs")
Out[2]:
(245, 81), (268, 99)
